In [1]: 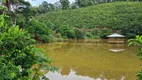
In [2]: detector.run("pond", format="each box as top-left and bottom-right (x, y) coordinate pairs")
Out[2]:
(36, 40), (142, 80)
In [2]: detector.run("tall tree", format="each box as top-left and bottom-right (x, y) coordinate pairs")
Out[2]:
(75, 0), (95, 7)
(2, 0), (30, 13)
(54, 1), (62, 10)
(36, 1), (56, 14)
(48, 3), (55, 11)
(2, 0), (31, 25)
(37, 4), (48, 14)
(42, 1), (48, 8)
(60, 0), (70, 10)
(71, 2), (79, 9)
(75, 0), (82, 7)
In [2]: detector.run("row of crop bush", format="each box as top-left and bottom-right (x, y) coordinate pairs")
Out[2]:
(36, 2), (142, 39)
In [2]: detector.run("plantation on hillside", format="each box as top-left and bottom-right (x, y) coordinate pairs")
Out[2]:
(36, 2), (142, 39)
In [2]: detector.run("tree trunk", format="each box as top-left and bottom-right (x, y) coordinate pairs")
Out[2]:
(6, 0), (11, 13)
(14, 14), (16, 26)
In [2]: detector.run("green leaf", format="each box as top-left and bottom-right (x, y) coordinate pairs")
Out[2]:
(10, 73), (16, 78)
(2, 0), (6, 3)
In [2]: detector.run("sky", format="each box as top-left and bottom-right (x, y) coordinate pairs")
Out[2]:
(25, 0), (75, 6)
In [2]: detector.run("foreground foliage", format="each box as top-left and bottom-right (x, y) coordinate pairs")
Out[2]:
(0, 15), (57, 80)
(128, 36), (142, 80)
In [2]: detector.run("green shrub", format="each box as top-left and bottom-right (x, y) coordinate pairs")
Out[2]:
(25, 18), (52, 42)
(45, 21), (55, 30)
(39, 35), (49, 43)
(92, 28), (101, 36)
(75, 28), (86, 39)
(86, 32), (94, 38)
(26, 19), (50, 35)
(58, 25), (76, 39)
(47, 34), (56, 42)
(56, 33), (62, 38)
(40, 34), (56, 43)
(100, 28), (112, 39)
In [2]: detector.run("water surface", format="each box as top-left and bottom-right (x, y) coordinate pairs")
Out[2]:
(36, 40), (141, 80)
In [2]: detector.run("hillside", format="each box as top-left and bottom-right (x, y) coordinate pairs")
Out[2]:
(35, 2), (142, 39)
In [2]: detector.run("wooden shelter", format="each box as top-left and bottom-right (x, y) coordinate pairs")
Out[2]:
(107, 33), (125, 43)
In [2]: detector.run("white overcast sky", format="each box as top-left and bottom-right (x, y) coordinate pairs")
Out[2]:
(25, 0), (75, 6)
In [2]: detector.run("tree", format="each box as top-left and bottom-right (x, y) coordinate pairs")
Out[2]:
(60, 0), (70, 10)
(75, 0), (95, 7)
(2, 0), (31, 25)
(71, 2), (79, 9)
(42, 1), (48, 8)
(36, 1), (55, 14)
(54, 1), (62, 10)
(128, 36), (142, 80)
(86, 0), (95, 6)
(0, 14), (57, 79)
(48, 3), (55, 11)
(75, 0), (82, 7)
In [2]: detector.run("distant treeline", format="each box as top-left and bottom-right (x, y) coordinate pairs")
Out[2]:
(30, 0), (142, 14)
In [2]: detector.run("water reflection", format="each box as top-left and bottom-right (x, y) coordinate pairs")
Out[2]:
(45, 69), (95, 80)
(36, 40), (141, 80)
(45, 69), (128, 80)
(107, 43), (125, 52)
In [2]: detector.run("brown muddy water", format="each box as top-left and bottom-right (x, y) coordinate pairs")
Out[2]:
(36, 40), (142, 80)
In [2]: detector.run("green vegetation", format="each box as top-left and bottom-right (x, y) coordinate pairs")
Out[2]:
(128, 36), (142, 80)
(1, 0), (142, 79)
(60, 0), (70, 10)
(0, 15), (57, 80)
(25, 18), (56, 42)
(36, 2), (142, 39)
(2, 1), (142, 41)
